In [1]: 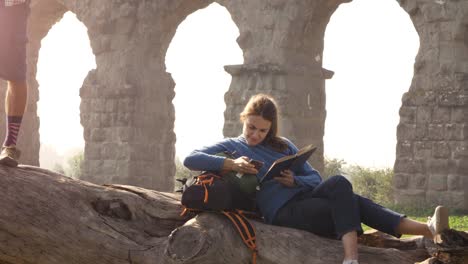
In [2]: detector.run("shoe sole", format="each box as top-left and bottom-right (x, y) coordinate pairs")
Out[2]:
(0, 156), (18, 167)
(434, 206), (449, 243)
(435, 206), (449, 233)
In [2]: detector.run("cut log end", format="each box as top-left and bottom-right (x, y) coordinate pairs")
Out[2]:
(166, 219), (207, 262)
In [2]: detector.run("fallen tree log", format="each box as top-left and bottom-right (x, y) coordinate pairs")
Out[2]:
(0, 165), (466, 264)
(0, 165), (188, 264)
(165, 214), (428, 264)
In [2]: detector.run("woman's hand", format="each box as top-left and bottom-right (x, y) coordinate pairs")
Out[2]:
(223, 156), (258, 175)
(274, 169), (296, 187)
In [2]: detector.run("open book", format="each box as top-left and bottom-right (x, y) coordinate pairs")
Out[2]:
(259, 144), (317, 183)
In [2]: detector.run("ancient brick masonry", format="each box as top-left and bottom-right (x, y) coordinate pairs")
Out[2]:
(395, 0), (468, 209)
(1, 0), (464, 210)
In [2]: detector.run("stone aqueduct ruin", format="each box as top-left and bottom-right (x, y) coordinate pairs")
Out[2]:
(0, 0), (466, 210)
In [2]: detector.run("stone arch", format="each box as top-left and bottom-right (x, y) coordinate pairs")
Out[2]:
(36, 11), (95, 170)
(11, 0), (223, 191)
(13, 0), (70, 166)
(70, 0), (214, 191)
(323, 1), (419, 168)
(166, 2), (243, 162)
(18, 0), (468, 210)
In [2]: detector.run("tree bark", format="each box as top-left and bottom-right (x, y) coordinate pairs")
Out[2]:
(0, 165), (187, 264)
(0, 165), (466, 264)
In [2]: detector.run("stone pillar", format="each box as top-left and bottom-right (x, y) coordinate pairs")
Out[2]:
(5, 0), (69, 166)
(80, 70), (138, 186)
(220, 0), (347, 175)
(395, 0), (468, 209)
(128, 67), (177, 190)
(77, 0), (211, 191)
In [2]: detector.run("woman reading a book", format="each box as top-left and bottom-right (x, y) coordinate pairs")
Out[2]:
(183, 93), (449, 264)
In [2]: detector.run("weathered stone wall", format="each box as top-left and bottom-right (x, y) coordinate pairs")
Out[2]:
(21, 0), (338, 191)
(395, 0), (468, 209)
(76, 0), (214, 190)
(3, 0), (465, 210)
(23, 0), (212, 191)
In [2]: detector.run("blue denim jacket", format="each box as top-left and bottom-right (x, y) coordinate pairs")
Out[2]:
(183, 136), (322, 223)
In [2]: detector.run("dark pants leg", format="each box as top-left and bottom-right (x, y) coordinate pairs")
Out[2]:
(356, 195), (406, 237)
(273, 175), (405, 239)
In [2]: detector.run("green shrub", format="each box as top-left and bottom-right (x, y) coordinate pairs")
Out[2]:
(174, 156), (200, 191)
(66, 151), (83, 179)
(347, 166), (394, 207)
(325, 157), (394, 207)
(323, 157), (346, 179)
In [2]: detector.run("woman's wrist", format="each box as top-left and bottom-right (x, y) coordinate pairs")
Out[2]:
(223, 158), (234, 171)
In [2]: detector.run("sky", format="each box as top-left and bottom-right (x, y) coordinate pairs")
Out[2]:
(37, 0), (419, 169)
(323, 0), (419, 167)
(37, 12), (95, 154)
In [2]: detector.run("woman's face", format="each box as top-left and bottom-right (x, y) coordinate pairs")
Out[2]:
(243, 115), (271, 146)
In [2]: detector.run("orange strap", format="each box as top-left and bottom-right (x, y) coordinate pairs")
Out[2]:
(180, 207), (188, 216)
(195, 173), (221, 204)
(192, 174), (216, 204)
(180, 206), (201, 217)
(222, 211), (258, 264)
(202, 183), (209, 203)
(233, 213), (256, 246)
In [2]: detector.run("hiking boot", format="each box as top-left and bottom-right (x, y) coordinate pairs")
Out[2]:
(427, 205), (449, 243)
(0, 146), (21, 167)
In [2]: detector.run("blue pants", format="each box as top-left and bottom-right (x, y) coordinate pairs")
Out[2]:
(273, 175), (405, 239)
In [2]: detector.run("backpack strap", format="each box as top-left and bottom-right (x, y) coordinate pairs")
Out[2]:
(222, 210), (258, 264)
(197, 173), (221, 203)
(180, 206), (201, 217)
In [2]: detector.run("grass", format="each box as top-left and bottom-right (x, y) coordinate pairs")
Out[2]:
(363, 214), (468, 234)
(404, 215), (468, 231)
(400, 206), (468, 231)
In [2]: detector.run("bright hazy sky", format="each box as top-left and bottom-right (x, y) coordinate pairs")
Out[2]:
(37, 12), (95, 154)
(37, 0), (419, 168)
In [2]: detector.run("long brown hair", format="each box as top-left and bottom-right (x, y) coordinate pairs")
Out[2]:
(240, 94), (288, 152)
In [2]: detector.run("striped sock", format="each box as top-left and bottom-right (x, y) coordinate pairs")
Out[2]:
(3, 116), (22, 147)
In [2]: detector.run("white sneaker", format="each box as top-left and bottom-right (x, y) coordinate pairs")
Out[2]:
(427, 205), (449, 243)
(343, 260), (359, 264)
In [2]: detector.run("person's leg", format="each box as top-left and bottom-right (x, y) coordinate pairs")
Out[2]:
(0, 81), (27, 167)
(354, 195), (405, 237)
(0, 2), (29, 166)
(5, 80), (27, 117)
(342, 231), (358, 261)
(274, 195), (360, 263)
(311, 175), (363, 237)
(395, 217), (432, 238)
(273, 196), (337, 238)
(310, 175), (362, 263)
(355, 195), (449, 242)
(4, 80), (27, 145)
(396, 205), (449, 243)
(275, 175), (362, 263)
